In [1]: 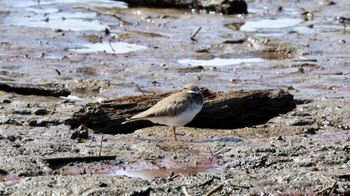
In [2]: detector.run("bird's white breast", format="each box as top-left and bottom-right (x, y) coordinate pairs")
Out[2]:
(147, 104), (202, 127)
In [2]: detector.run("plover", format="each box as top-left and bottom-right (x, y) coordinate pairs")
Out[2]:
(335, 16), (350, 33)
(125, 84), (204, 141)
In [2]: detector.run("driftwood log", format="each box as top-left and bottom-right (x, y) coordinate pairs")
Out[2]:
(0, 82), (70, 97)
(65, 88), (296, 134)
(121, 0), (248, 15)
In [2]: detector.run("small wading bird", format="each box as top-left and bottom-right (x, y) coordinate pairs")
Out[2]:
(123, 84), (204, 141)
(335, 16), (350, 33)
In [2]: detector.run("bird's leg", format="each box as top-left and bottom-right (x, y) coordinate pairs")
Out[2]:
(172, 126), (177, 141)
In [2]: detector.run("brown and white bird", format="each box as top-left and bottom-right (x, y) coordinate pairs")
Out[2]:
(125, 84), (204, 141)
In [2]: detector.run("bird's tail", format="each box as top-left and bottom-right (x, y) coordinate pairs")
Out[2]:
(121, 118), (139, 124)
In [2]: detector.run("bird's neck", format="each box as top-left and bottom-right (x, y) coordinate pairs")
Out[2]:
(187, 90), (201, 94)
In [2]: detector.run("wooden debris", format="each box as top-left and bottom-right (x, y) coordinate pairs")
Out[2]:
(120, 0), (248, 15)
(65, 88), (296, 134)
(203, 183), (224, 196)
(0, 82), (70, 97)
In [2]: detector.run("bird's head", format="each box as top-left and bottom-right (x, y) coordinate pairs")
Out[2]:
(183, 84), (201, 94)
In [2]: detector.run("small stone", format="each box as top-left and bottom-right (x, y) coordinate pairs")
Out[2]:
(2, 99), (11, 104)
(34, 109), (49, 116)
(99, 182), (108, 187)
(0, 169), (9, 176)
(104, 28), (110, 35)
(194, 75), (201, 80)
(70, 124), (89, 141)
(7, 135), (16, 142)
(303, 127), (317, 135)
(12, 144), (21, 148)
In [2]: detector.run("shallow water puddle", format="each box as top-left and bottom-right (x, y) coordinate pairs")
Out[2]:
(0, 0), (127, 8)
(50, 162), (222, 180)
(3, 0), (127, 31)
(44, 154), (224, 180)
(112, 167), (222, 179)
(2, 0), (129, 31)
(8, 11), (107, 31)
(70, 42), (147, 54)
(308, 131), (350, 141)
(193, 137), (242, 143)
(56, 0), (128, 8)
(0, 175), (27, 186)
(178, 57), (263, 66)
(240, 18), (303, 32)
(137, 137), (242, 143)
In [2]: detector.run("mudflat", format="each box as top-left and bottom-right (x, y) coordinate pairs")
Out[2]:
(0, 0), (349, 195)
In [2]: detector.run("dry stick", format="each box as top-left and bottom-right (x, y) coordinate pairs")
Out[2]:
(203, 183), (224, 196)
(191, 27), (202, 42)
(55, 69), (61, 75)
(109, 165), (117, 175)
(108, 40), (115, 52)
(46, 107), (56, 122)
(135, 84), (146, 96)
(73, 5), (132, 25)
(317, 181), (337, 195)
(230, 183), (250, 190)
(181, 186), (191, 196)
(156, 144), (167, 151)
(198, 175), (219, 187)
(327, 181), (337, 195)
(99, 134), (104, 156)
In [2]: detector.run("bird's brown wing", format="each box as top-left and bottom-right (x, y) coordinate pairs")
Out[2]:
(130, 91), (191, 119)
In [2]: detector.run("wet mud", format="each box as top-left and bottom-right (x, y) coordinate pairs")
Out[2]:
(0, 0), (350, 195)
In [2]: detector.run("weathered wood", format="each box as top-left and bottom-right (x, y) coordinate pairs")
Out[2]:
(0, 82), (70, 97)
(43, 156), (118, 169)
(65, 88), (296, 134)
(121, 0), (248, 15)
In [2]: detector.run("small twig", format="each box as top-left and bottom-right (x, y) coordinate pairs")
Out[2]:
(208, 147), (221, 160)
(55, 69), (61, 75)
(198, 175), (220, 187)
(317, 181), (337, 195)
(46, 108), (56, 121)
(203, 183), (224, 196)
(181, 186), (191, 196)
(109, 166), (117, 175)
(108, 40), (115, 52)
(134, 84), (146, 96)
(214, 147), (227, 155)
(156, 144), (167, 151)
(150, 161), (166, 169)
(168, 172), (179, 180)
(327, 181), (337, 195)
(137, 150), (145, 159)
(230, 184), (250, 190)
(99, 134), (104, 156)
(199, 178), (214, 187)
(191, 27), (202, 43)
(208, 147), (215, 156)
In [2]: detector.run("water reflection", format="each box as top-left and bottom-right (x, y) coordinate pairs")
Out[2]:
(240, 18), (303, 32)
(112, 167), (222, 179)
(193, 137), (242, 143)
(8, 11), (108, 31)
(70, 42), (147, 54)
(178, 57), (263, 66)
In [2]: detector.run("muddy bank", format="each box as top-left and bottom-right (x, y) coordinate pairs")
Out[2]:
(0, 0), (350, 195)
